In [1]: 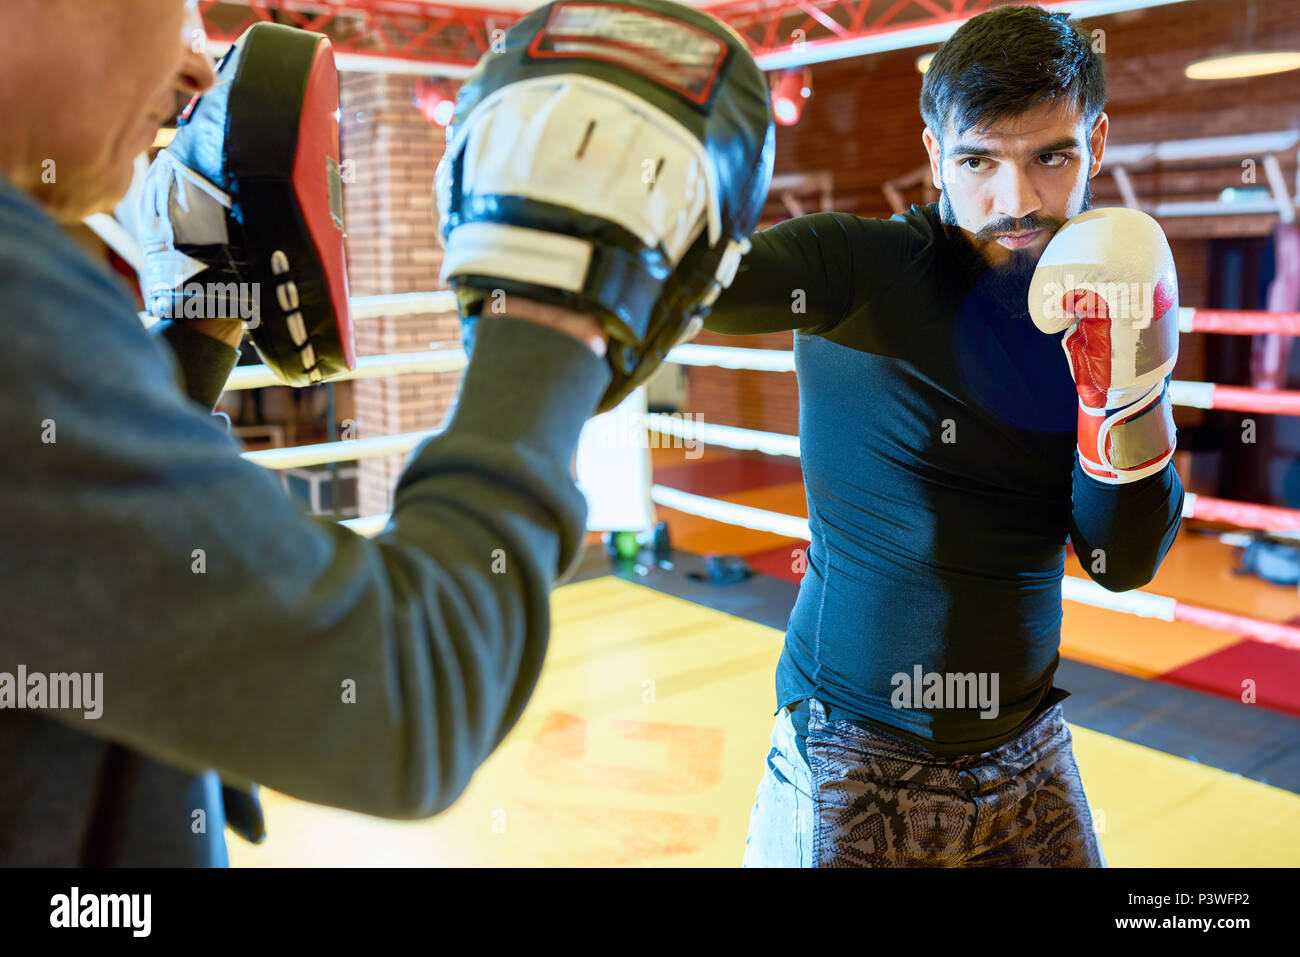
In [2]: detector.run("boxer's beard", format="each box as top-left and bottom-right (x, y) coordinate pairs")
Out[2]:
(940, 178), (1093, 319)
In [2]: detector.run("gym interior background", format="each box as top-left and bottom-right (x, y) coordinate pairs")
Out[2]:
(134, 0), (1300, 866)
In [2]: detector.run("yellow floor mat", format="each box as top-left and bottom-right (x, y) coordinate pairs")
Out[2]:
(230, 577), (1300, 867)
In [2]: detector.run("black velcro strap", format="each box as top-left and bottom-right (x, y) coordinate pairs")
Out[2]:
(582, 243), (669, 343)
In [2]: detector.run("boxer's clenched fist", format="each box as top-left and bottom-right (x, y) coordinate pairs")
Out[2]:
(1029, 207), (1180, 484)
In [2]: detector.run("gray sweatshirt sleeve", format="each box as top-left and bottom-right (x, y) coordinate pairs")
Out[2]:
(148, 318), (242, 411)
(1, 215), (611, 820)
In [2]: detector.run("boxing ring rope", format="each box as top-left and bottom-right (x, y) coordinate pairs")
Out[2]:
(1168, 381), (1300, 415)
(215, 293), (1300, 541)
(1180, 309), (1300, 336)
(326, 488), (1300, 649)
(243, 429), (437, 469)
(234, 417), (1300, 537)
(668, 344), (1300, 417)
(226, 349), (466, 391)
(1182, 494), (1300, 533)
(648, 413), (802, 457)
(667, 344), (797, 373)
(216, 295), (1300, 412)
(353, 298), (1300, 336)
(225, 343), (1300, 415)
(348, 291), (457, 319)
(339, 513), (393, 537)
(206, 291), (1300, 651)
(646, 414), (1300, 535)
(643, 485), (1300, 651)
(650, 484), (813, 539)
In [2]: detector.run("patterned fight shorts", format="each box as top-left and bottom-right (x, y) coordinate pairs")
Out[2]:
(741, 697), (1107, 867)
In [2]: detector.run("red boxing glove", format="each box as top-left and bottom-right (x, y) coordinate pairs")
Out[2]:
(1028, 208), (1179, 484)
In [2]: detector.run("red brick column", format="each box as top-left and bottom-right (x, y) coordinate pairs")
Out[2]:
(339, 73), (461, 519)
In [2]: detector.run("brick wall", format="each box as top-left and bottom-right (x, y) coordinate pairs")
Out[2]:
(339, 73), (462, 518)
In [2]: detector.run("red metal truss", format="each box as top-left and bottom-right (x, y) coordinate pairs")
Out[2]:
(710, 0), (1003, 64)
(197, 0), (1178, 73)
(196, 1), (526, 72)
(196, 0), (1013, 70)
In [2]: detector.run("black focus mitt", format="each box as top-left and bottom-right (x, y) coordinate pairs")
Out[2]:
(435, 0), (774, 412)
(138, 22), (354, 387)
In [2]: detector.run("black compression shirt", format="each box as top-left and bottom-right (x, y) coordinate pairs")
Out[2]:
(705, 203), (1184, 755)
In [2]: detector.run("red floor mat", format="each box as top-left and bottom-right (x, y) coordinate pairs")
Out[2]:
(744, 543), (809, 584)
(1158, 636), (1300, 719)
(653, 457), (804, 498)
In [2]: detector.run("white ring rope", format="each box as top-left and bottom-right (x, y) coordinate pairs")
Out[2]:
(646, 413), (801, 458)
(339, 513), (392, 537)
(226, 349), (465, 391)
(195, 291), (1291, 545)
(666, 343), (797, 372)
(1167, 380), (1217, 410)
(649, 484), (812, 539)
(643, 483), (1294, 645)
(335, 482), (1299, 646)
(1059, 576), (1177, 620)
(349, 291), (458, 318)
(243, 429), (438, 469)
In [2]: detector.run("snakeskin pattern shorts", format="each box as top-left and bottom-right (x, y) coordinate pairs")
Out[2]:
(742, 697), (1106, 867)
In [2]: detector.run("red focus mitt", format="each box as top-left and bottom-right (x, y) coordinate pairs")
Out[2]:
(138, 22), (354, 386)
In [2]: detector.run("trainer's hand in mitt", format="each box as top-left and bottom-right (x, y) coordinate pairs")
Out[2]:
(435, 0), (775, 413)
(138, 22), (354, 387)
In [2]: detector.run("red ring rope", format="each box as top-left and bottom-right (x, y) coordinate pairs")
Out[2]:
(1183, 309), (1300, 336)
(1173, 604), (1300, 650)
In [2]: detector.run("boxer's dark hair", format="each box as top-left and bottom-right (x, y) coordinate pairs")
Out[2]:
(920, 6), (1105, 144)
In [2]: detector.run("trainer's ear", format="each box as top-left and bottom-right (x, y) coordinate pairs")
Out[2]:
(921, 126), (943, 191)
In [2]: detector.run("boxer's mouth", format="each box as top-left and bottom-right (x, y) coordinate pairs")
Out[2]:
(994, 230), (1042, 249)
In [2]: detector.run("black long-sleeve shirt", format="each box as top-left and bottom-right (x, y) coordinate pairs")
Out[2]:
(0, 175), (609, 864)
(705, 203), (1184, 754)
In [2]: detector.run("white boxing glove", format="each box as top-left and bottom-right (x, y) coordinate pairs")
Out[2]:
(1028, 207), (1180, 484)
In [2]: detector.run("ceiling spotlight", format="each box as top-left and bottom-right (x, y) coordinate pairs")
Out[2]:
(772, 68), (812, 126)
(415, 78), (458, 127)
(1185, 51), (1300, 80)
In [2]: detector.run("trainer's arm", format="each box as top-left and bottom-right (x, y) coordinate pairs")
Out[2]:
(149, 318), (242, 410)
(704, 211), (930, 337)
(3, 241), (611, 820)
(1068, 456), (1184, 592)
